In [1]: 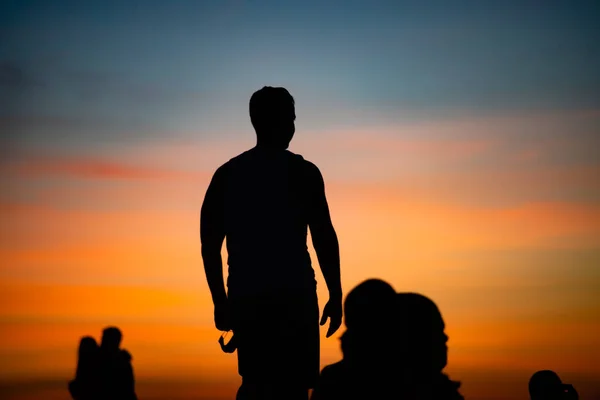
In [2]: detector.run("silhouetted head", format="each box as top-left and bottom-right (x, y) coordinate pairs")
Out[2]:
(78, 336), (98, 354)
(249, 86), (296, 149)
(395, 293), (448, 374)
(343, 278), (396, 331)
(101, 326), (122, 352)
(529, 370), (563, 400)
(77, 336), (99, 361)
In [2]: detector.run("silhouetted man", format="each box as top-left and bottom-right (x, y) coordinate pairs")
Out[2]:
(201, 86), (342, 400)
(99, 327), (137, 400)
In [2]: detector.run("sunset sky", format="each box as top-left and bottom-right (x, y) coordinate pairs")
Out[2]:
(1, 1), (600, 399)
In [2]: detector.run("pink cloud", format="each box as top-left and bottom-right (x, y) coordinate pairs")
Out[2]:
(1, 155), (211, 182)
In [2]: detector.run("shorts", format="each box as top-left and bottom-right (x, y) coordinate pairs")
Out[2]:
(229, 288), (320, 389)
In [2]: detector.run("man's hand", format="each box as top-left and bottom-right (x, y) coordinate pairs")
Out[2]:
(320, 297), (342, 338)
(214, 302), (232, 332)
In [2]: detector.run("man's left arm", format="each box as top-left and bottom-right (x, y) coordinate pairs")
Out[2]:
(306, 162), (342, 338)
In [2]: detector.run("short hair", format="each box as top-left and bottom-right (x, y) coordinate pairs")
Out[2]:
(102, 326), (123, 346)
(395, 292), (444, 332)
(78, 336), (99, 354)
(249, 86), (295, 132)
(344, 279), (396, 331)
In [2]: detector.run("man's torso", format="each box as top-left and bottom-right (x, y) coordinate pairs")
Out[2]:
(219, 147), (317, 297)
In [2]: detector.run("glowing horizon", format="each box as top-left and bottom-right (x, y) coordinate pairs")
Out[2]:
(2, 108), (599, 399)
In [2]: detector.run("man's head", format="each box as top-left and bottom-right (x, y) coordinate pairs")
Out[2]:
(249, 86), (296, 149)
(101, 326), (122, 352)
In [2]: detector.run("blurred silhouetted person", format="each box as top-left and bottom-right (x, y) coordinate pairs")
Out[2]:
(99, 326), (137, 400)
(69, 336), (100, 400)
(311, 279), (397, 400)
(390, 293), (463, 400)
(342, 278), (397, 330)
(201, 86), (342, 400)
(529, 370), (578, 400)
(312, 286), (464, 400)
(339, 278), (397, 366)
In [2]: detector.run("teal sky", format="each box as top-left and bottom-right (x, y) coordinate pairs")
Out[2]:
(2, 0), (599, 151)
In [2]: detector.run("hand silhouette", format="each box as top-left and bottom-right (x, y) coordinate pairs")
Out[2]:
(564, 384), (579, 400)
(320, 297), (342, 338)
(214, 303), (232, 331)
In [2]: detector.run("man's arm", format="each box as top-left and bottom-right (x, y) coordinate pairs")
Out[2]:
(307, 163), (342, 337)
(308, 163), (342, 299)
(200, 167), (228, 310)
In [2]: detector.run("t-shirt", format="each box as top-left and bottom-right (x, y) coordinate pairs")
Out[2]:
(203, 146), (326, 298)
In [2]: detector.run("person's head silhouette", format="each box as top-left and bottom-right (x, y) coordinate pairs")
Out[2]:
(249, 86), (296, 150)
(101, 326), (122, 353)
(343, 278), (396, 331)
(529, 370), (564, 400)
(395, 293), (449, 375)
(78, 336), (99, 357)
(339, 279), (396, 362)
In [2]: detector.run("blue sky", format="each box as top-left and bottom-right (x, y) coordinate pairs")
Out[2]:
(2, 0), (599, 152)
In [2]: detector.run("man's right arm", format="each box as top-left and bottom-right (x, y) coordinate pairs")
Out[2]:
(200, 166), (228, 310)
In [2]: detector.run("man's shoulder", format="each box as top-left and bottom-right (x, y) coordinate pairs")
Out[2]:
(220, 151), (246, 168)
(120, 349), (132, 361)
(212, 151), (250, 177)
(215, 150), (322, 179)
(285, 151), (321, 175)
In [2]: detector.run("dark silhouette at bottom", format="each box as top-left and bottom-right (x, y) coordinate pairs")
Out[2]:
(63, 285), (584, 400)
(312, 279), (463, 400)
(68, 326), (137, 400)
(529, 370), (579, 400)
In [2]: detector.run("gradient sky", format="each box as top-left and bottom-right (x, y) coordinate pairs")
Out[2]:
(1, 1), (600, 399)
